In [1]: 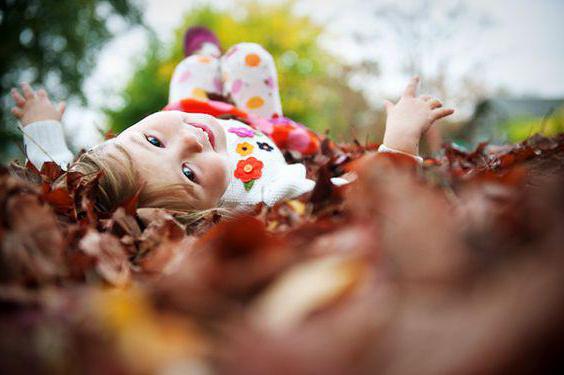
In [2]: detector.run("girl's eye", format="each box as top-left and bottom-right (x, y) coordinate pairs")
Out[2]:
(182, 164), (197, 183)
(145, 135), (163, 148)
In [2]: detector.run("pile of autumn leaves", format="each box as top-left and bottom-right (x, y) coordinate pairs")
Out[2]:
(1, 134), (564, 374)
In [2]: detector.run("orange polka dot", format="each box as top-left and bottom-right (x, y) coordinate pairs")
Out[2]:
(197, 56), (212, 64)
(245, 53), (261, 67)
(191, 87), (208, 100)
(246, 96), (264, 109)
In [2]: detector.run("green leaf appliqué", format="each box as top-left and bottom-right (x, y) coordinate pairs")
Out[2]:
(243, 180), (255, 191)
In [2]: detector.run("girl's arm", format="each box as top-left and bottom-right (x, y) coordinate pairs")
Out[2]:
(11, 83), (74, 170)
(380, 76), (454, 160)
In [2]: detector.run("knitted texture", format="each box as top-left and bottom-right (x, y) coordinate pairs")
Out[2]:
(218, 118), (315, 208)
(21, 120), (74, 170)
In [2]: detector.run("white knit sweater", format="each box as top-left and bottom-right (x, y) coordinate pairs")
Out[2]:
(21, 120), (75, 170)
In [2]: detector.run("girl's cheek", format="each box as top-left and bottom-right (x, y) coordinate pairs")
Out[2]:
(207, 156), (230, 195)
(127, 142), (144, 155)
(220, 156), (230, 188)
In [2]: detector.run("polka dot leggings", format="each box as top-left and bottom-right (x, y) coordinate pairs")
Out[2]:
(169, 43), (283, 119)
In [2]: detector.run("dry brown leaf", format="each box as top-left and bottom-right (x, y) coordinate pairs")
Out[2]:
(79, 230), (130, 287)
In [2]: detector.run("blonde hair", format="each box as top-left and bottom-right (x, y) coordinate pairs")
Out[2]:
(65, 141), (137, 212)
(62, 140), (230, 224)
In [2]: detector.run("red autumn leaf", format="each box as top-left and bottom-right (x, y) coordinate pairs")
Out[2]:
(39, 161), (65, 183)
(198, 215), (274, 260)
(119, 185), (144, 216)
(40, 186), (74, 214)
(79, 230), (130, 287)
(0, 190), (66, 284)
(25, 160), (40, 175)
(133, 209), (192, 274)
(103, 129), (117, 140)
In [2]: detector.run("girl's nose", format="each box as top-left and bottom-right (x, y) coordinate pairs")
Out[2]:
(178, 132), (204, 154)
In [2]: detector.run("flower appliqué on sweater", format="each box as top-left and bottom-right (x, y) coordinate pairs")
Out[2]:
(228, 127), (255, 137)
(236, 142), (254, 156)
(234, 157), (263, 191)
(257, 141), (273, 152)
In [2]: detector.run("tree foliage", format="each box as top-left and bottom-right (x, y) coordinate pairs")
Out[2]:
(503, 106), (564, 143)
(0, 0), (143, 158)
(106, 2), (372, 136)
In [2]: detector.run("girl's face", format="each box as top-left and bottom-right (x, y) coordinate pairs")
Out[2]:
(116, 111), (230, 209)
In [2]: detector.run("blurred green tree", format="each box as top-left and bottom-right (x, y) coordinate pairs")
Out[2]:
(0, 0), (143, 160)
(106, 1), (374, 138)
(503, 106), (564, 142)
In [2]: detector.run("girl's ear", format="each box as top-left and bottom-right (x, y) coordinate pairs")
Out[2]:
(261, 163), (315, 206)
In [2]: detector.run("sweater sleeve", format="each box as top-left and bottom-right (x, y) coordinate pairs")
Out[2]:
(377, 144), (423, 163)
(21, 120), (75, 171)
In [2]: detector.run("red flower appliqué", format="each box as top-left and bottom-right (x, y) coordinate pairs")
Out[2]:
(234, 157), (264, 190)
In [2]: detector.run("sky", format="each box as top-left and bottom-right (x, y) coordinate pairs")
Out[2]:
(65, 0), (564, 141)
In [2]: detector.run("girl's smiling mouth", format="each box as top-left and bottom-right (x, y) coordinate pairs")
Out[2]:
(186, 122), (216, 150)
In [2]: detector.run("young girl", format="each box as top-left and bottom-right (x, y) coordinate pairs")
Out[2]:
(10, 27), (453, 214)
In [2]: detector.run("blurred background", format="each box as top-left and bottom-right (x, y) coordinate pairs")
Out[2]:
(1, 0), (563, 163)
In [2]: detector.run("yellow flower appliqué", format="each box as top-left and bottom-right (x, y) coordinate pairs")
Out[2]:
(236, 142), (254, 156)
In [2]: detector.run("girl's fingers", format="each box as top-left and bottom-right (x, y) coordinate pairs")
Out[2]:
(11, 88), (26, 107)
(428, 99), (443, 109)
(383, 99), (394, 113)
(431, 108), (455, 122)
(21, 83), (35, 99)
(58, 101), (66, 114)
(11, 107), (24, 118)
(420, 95), (433, 101)
(403, 76), (420, 98)
(37, 88), (48, 98)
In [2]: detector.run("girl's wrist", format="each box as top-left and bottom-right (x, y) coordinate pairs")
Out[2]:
(21, 115), (60, 127)
(382, 131), (420, 156)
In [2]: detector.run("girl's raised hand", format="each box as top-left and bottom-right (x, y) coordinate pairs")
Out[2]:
(382, 76), (454, 156)
(11, 83), (66, 127)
